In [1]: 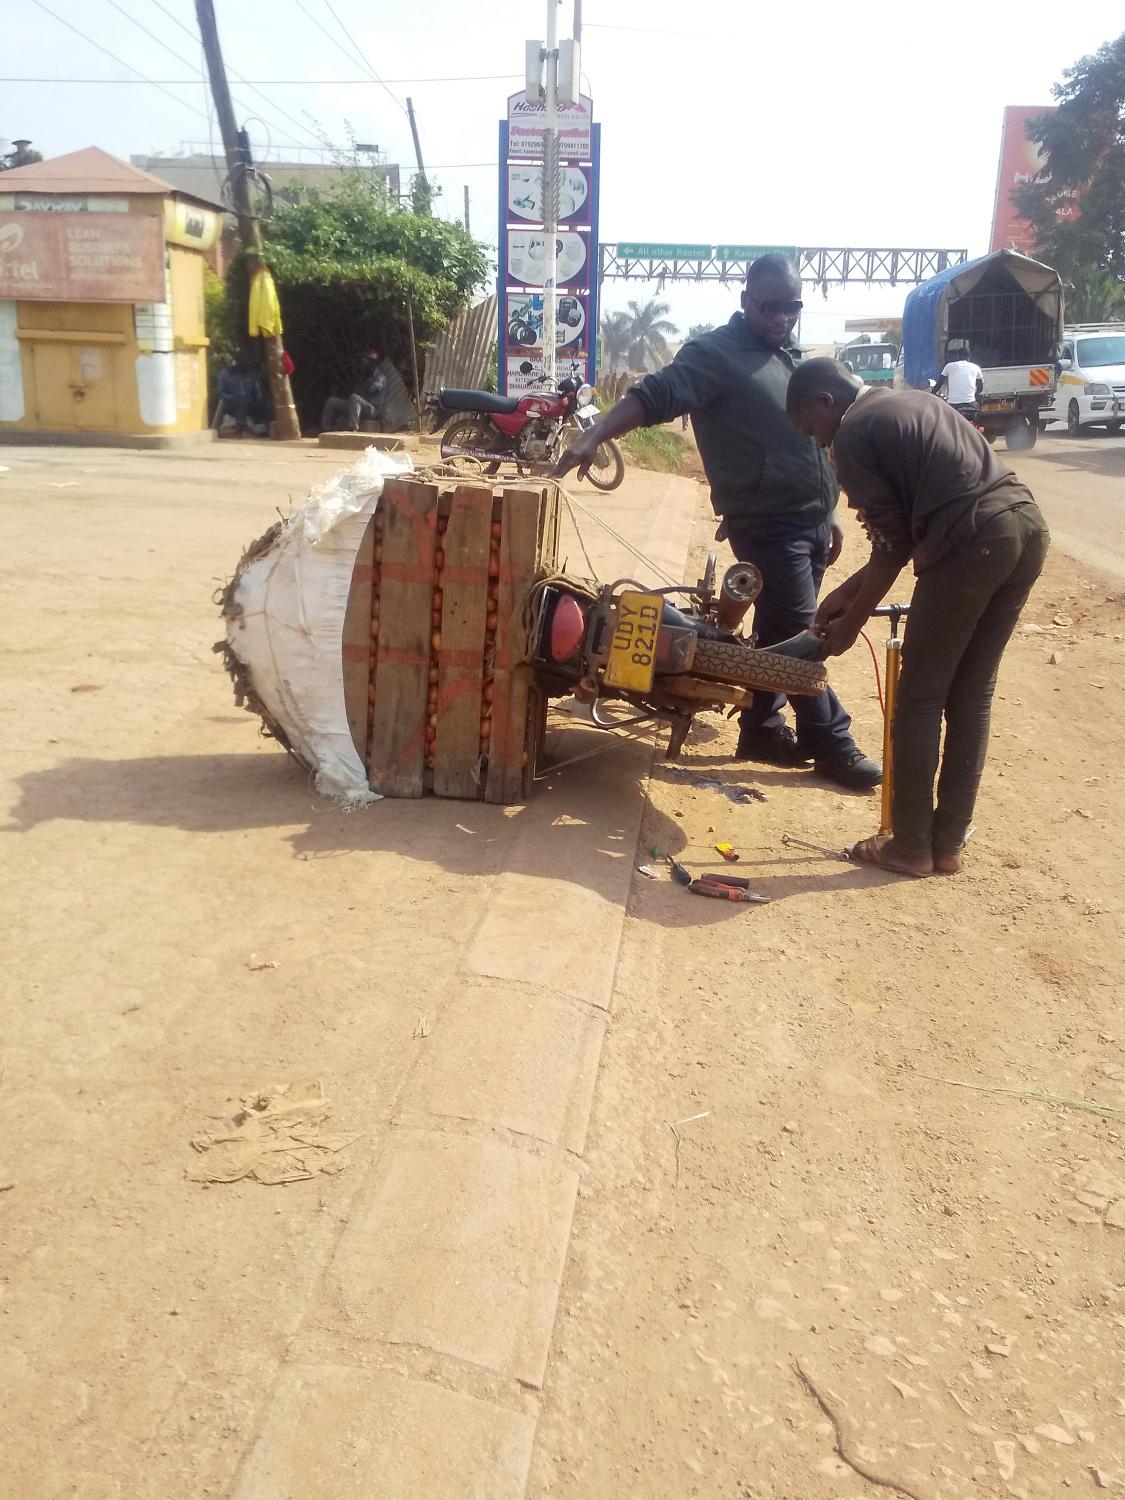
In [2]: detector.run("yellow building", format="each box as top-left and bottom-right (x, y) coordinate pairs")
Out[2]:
(0, 147), (222, 443)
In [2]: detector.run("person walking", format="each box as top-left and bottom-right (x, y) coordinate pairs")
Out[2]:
(554, 255), (880, 790)
(785, 358), (1050, 876)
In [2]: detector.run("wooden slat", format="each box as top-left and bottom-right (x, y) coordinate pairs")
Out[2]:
(432, 483), (492, 799)
(341, 512), (376, 762)
(485, 486), (543, 804)
(368, 477), (438, 797)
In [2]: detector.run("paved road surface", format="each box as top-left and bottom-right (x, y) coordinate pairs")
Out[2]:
(1008, 426), (1125, 584)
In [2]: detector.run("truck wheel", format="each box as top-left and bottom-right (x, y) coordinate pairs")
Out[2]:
(1005, 416), (1037, 451)
(1108, 421), (1122, 435)
(1067, 400), (1082, 437)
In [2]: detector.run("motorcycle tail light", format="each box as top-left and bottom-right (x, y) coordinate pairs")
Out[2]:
(549, 594), (586, 662)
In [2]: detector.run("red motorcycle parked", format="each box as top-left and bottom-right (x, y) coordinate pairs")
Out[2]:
(427, 373), (625, 491)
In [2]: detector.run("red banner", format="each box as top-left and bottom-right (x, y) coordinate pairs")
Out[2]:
(989, 105), (1068, 257)
(0, 212), (165, 302)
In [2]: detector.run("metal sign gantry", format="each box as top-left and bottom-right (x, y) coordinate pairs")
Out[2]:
(599, 244), (969, 289)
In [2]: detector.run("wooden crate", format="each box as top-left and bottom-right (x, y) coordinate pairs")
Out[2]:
(342, 475), (560, 802)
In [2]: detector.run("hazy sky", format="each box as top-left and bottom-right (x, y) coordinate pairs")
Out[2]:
(3, 1), (1117, 343)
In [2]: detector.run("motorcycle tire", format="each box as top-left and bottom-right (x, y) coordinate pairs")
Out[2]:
(689, 637), (827, 697)
(442, 415), (501, 476)
(582, 438), (625, 492)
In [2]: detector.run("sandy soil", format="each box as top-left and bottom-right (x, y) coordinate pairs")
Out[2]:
(529, 472), (1125, 1498)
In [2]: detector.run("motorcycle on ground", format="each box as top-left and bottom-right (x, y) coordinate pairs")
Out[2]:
(530, 554), (829, 756)
(427, 373), (626, 492)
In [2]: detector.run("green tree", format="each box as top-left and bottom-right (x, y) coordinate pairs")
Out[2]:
(225, 169), (489, 426)
(1063, 266), (1125, 321)
(686, 321), (715, 340)
(600, 310), (632, 372)
(882, 320), (903, 352)
(624, 297), (679, 371)
(1014, 32), (1125, 277)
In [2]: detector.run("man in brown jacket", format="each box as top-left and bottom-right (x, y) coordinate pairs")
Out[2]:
(785, 359), (1050, 877)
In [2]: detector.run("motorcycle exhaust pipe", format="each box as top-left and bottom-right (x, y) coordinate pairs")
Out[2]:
(716, 562), (763, 632)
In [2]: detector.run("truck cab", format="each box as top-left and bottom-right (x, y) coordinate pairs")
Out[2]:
(1042, 324), (1125, 436)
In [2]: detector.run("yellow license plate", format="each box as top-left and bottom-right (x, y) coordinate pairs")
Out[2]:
(604, 590), (663, 693)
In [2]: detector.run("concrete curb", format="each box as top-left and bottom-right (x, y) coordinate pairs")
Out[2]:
(232, 474), (698, 1499)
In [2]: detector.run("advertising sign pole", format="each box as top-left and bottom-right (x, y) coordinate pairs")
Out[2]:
(541, 0), (560, 385)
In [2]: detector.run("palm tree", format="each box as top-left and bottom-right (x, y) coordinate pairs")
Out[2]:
(1064, 267), (1125, 323)
(624, 297), (679, 371)
(599, 310), (633, 374)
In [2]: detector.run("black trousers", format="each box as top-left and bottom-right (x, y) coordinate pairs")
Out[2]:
(725, 516), (857, 760)
(893, 503), (1050, 855)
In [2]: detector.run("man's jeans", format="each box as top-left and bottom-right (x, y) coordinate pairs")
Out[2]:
(724, 516), (856, 761)
(320, 394), (384, 432)
(893, 503), (1050, 857)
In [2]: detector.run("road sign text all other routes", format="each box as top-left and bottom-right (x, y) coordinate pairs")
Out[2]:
(615, 242), (797, 262)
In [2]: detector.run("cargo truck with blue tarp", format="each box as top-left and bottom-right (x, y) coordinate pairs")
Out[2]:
(901, 249), (1063, 450)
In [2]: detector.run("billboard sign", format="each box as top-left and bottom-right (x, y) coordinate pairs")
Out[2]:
(507, 90), (593, 159)
(989, 105), (1071, 256)
(508, 164), (589, 224)
(0, 211), (165, 302)
(506, 228), (589, 289)
(497, 102), (600, 395)
(505, 290), (587, 353)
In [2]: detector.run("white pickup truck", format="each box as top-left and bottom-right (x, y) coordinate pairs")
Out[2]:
(1041, 324), (1125, 436)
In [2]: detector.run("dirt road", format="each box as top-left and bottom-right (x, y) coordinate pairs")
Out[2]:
(1010, 429), (1125, 582)
(530, 452), (1125, 1498)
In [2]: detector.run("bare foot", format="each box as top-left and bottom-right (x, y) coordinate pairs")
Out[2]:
(849, 834), (933, 878)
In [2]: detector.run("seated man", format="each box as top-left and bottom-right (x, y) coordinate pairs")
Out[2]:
(321, 351), (389, 432)
(785, 358), (1049, 877)
(217, 351), (272, 436)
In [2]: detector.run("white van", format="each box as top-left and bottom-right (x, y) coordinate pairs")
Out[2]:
(1043, 324), (1125, 435)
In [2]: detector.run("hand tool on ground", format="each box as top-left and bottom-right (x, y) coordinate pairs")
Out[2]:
(781, 833), (852, 862)
(651, 845), (693, 885)
(693, 872), (770, 903)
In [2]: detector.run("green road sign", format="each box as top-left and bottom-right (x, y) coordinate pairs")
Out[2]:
(616, 242), (712, 260)
(715, 244), (797, 261)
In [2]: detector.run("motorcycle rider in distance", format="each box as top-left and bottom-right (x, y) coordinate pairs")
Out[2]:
(932, 346), (985, 422)
(554, 254), (881, 790)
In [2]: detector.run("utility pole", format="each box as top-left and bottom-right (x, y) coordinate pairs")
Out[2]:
(463, 185), (471, 234)
(406, 98), (429, 210)
(573, 0), (582, 46)
(541, 0), (561, 385)
(195, 0), (299, 439)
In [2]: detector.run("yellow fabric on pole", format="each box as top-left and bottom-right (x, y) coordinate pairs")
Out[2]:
(248, 268), (283, 337)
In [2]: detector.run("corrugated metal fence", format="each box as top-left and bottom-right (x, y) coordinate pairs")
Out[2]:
(422, 295), (497, 398)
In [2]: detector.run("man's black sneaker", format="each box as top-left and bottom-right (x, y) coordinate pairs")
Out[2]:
(814, 748), (883, 790)
(735, 724), (811, 768)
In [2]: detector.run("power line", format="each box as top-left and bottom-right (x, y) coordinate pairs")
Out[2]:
(290, 0), (401, 114)
(323, 0), (405, 109)
(1, 73), (523, 85)
(99, 0), (321, 155)
(28, 0), (212, 124)
(146, 0), (326, 152)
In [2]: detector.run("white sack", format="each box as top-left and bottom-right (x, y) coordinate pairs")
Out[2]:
(220, 446), (414, 805)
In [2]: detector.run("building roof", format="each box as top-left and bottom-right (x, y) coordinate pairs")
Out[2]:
(0, 146), (177, 196)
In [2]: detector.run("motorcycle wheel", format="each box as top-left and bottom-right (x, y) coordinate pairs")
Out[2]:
(442, 415), (502, 476)
(689, 638), (827, 697)
(582, 438), (625, 492)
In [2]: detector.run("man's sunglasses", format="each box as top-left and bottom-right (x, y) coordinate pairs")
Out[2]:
(747, 295), (803, 317)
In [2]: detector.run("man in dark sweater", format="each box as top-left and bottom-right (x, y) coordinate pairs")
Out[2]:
(555, 255), (880, 791)
(786, 358), (1050, 877)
